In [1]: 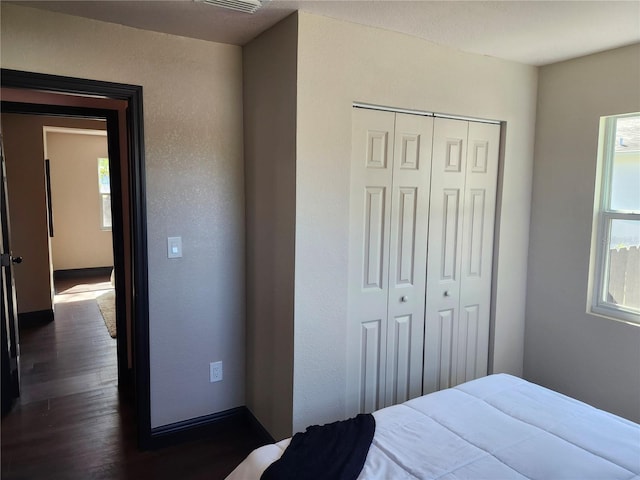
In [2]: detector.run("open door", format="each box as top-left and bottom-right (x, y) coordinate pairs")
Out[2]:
(1, 69), (153, 448)
(1, 132), (22, 416)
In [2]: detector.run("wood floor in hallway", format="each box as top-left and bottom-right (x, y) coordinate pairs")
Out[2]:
(1, 274), (264, 479)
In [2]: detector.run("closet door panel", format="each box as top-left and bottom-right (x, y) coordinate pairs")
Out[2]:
(360, 320), (383, 413)
(363, 186), (387, 290)
(435, 308), (455, 390)
(347, 108), (395, 415)
(456, 304), (480, 385)
(424, 118), (468, 394)
(385, 113), (432, 406)
(386, 314), (413, 405)
(459, 122), (500, 381)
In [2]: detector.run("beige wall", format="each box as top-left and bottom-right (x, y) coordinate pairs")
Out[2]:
(46, 131), (113, 271)
(525, 44), (640, 422)
(292, 13), (538, 434)
(1, 4), (245, 428)
(243, 13), (539, 439)
(1, 114), (107, 314)
(243, 14), (297, 441)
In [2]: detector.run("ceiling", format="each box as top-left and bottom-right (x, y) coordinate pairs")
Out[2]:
(14, 0), (640, 66)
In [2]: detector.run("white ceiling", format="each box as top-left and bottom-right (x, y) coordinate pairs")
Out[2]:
(15, 0), (640, 66)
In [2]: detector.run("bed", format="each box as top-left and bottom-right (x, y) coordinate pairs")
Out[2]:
(226, 374), (640, 479)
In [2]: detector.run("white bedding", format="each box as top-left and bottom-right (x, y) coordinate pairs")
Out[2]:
(227, 374), (640, 479)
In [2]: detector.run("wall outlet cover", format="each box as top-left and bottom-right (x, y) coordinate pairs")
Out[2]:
(210, 361), (223, 382)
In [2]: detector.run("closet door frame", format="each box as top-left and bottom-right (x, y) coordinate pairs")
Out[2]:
(347, 103), (503, 415)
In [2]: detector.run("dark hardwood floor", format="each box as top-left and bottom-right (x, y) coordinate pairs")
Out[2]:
(1, 274), (264, 479)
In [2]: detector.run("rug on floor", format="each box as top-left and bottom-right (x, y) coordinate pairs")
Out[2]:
(96, 290), (116, 338)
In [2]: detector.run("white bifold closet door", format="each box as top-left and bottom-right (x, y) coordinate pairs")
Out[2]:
(346, 108), (433, 416)
(423, 118), (500, 394)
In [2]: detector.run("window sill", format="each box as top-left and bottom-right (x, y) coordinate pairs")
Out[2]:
(589, 305), (640, 327)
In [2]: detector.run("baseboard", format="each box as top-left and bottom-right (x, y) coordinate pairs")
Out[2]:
(54, 267), (113, 280)
(244, 407), (276, 444)
(18, 309), (54, 328)
(146, 406), (274, 450)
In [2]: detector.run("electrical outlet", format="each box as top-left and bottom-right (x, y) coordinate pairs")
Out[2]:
(210, 361), (223, 383)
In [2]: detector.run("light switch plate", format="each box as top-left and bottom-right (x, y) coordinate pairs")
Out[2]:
(167, 236), (182, 258)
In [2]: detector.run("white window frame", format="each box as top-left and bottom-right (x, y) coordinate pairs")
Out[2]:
(589, 113), (640, 325)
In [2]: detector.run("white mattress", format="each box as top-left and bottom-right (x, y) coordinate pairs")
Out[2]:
(227, 374), (640, 479)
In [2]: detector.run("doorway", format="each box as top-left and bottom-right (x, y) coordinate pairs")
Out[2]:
(3, 113), (119, 399)
(0, 69), (152, 448)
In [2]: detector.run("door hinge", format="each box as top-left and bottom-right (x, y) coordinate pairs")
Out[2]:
(0, 253), (10, 267)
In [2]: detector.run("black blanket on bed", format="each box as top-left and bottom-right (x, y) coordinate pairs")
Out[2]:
(261, 413), (375, 480)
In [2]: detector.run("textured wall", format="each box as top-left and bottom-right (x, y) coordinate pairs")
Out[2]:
(293, 13), (538, 434)
(525, 44), (640, 422)
(243, 13), (298, 441)
(1, 4), (245, 427)
(46, 131), (113, 270)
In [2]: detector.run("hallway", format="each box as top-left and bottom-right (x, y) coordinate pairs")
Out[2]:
(19, 274), (117, 405)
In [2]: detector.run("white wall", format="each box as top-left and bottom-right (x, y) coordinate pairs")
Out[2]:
(243, 14), (297, 441)
(525, 44), (640, 422)
(1, 4), (245, 428)
(46, 131), (113, 271)
(293, 13), (538, 433)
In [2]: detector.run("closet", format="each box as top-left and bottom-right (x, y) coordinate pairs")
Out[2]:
(346, 106), (500, 416)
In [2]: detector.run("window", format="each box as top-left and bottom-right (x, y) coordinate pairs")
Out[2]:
(590, 113), (640, 324)
(98, 157), (112, 230)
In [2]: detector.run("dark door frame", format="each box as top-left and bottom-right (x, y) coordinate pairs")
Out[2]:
(1, 69), (152, 449)
(1, 131), (21, 415)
